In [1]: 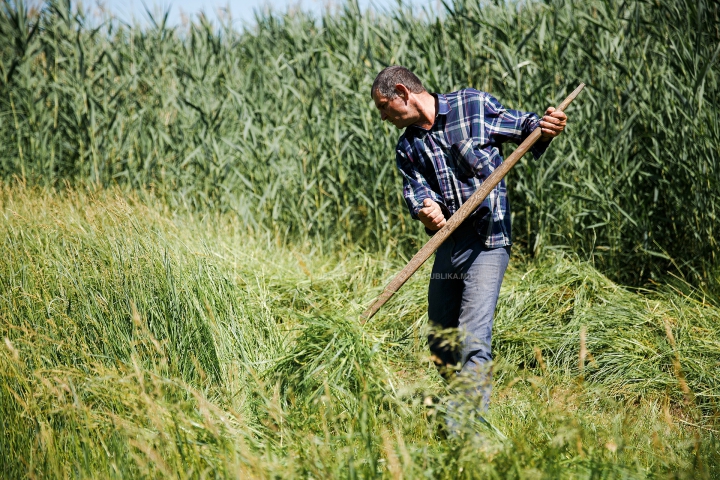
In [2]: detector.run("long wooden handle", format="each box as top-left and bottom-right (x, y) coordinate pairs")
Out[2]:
(361, 83), (585, 321)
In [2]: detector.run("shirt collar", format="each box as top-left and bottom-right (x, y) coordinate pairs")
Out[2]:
(436, 93), (451, 116)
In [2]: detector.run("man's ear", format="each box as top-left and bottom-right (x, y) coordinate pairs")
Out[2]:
(395, 83), (411, 101)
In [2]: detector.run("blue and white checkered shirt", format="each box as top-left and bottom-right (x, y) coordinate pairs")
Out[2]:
(395, 88), (550, 248)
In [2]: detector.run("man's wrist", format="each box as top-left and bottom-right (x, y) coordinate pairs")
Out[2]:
(421, 221), (441, 231)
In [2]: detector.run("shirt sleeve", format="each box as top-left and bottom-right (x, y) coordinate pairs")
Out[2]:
(483, 94), (551, 159)
(395, 146), (447, 220)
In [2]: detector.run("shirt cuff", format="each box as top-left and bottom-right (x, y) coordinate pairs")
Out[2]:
(530, 136), (552, 159)
(525, 114), (551, 159)
(410, 195), (448, 219)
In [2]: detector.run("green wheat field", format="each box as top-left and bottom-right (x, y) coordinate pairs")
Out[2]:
(1, 0), (719, 478)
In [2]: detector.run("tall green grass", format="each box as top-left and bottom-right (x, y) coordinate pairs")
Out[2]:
(1, 0), (718, 288)
(1, 184), (719, 478)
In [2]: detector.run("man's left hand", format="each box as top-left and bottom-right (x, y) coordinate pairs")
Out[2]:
(539, 107), (567, 140)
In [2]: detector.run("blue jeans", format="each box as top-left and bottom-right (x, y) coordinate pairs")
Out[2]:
(427, 222), (510, 410)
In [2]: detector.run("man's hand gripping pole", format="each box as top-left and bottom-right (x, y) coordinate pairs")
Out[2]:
(361, 83), (585, 322)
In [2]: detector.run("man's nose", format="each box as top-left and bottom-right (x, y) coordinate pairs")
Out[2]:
(380, 111), (387, 121)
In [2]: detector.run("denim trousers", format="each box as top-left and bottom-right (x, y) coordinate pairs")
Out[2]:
(427, 221), (510, 410)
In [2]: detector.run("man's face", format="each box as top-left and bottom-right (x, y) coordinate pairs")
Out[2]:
(372, 88), (416, 129)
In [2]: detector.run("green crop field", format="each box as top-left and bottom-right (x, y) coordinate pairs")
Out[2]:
(1, 0), (719, 477)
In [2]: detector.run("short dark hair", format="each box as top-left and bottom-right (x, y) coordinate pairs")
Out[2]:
(371, 66), (426, 99)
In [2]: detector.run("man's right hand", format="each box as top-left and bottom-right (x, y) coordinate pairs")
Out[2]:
(418, 198), (446, 231)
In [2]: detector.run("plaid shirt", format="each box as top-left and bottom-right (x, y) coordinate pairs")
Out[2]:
(395, 89), (550, 247)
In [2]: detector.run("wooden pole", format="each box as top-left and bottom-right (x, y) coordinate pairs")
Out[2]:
(361, 83), (585, 322)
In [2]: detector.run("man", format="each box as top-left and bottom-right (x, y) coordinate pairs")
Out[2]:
(371, 66), (567, 413)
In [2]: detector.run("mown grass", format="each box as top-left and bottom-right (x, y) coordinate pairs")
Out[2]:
(2, 184), (718, 478)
